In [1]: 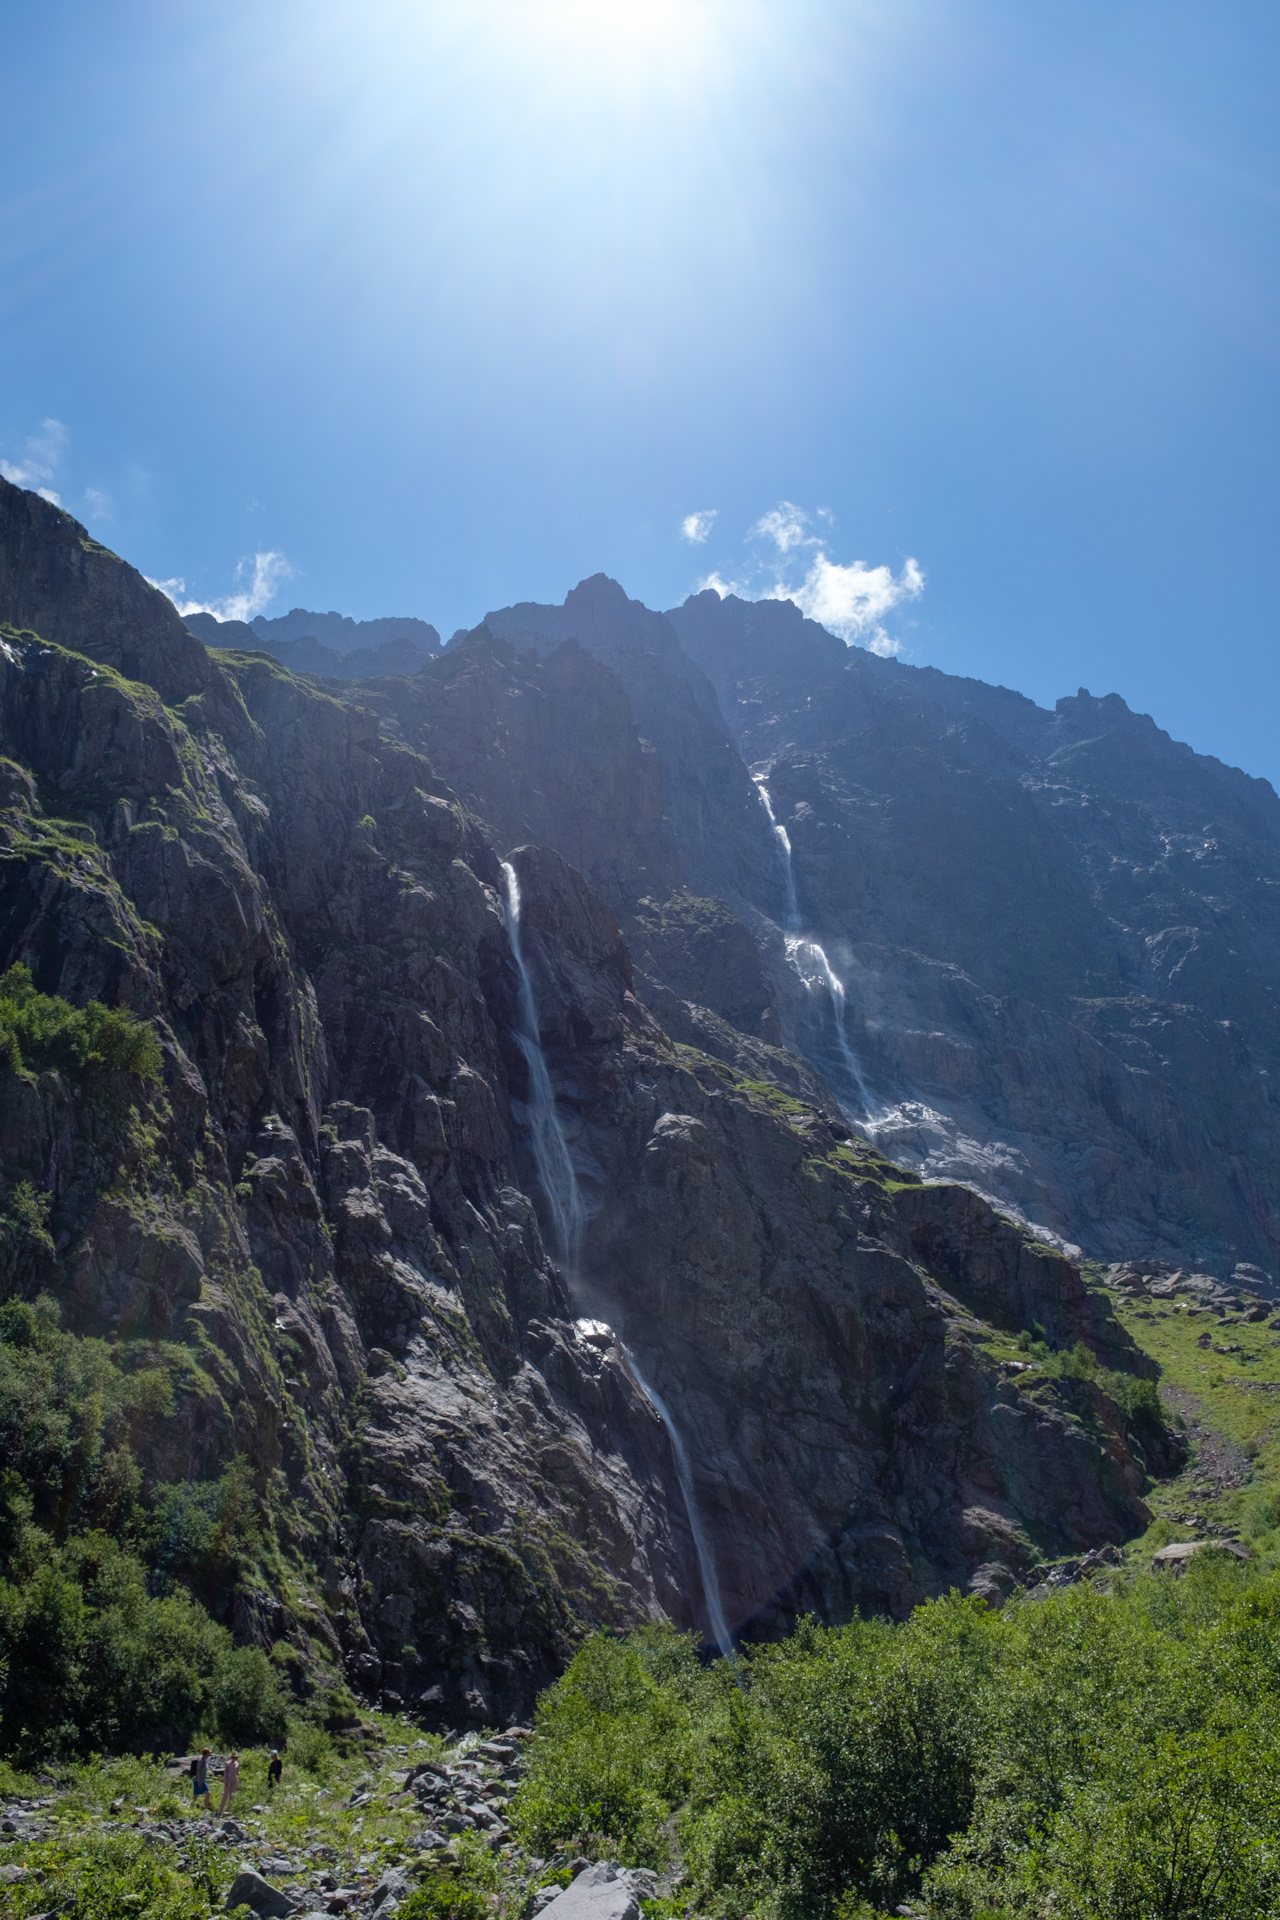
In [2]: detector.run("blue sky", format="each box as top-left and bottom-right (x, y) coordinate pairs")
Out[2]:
(3, 1), (1279, 777)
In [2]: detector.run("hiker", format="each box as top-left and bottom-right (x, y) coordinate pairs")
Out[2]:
(218, 1750), (240, 1816)
(192, 1747), (212, 1815)
(267, 1748), (283, 1791)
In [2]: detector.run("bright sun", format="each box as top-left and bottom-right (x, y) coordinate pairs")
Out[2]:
(496, 0), (715, 81)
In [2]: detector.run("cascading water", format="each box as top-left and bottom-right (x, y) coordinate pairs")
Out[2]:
(756, 780), (800, 930)
(786, 935), (877, 1122)
(754, 776), (877, 1124)
(621, 1346), (736, 1662)
(503, 861), (736, 1660)
(501, 861), (585, 1267)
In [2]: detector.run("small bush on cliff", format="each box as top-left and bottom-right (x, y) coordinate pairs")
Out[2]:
(0, 963), (161, 1082)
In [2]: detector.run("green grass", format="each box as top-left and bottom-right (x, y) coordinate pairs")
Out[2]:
(0, 1725), (528, 1920)
(1100, 1281), (1280, 1565)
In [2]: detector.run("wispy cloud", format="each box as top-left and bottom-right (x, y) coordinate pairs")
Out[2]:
(751, 501), (811, 553)
(1, 418), (67, 505)
(697, 500), (923, 655)
(151, 550), (294, 624)
(680, 508), (717, 543)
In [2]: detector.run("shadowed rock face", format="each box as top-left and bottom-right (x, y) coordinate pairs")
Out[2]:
(663, 589), (1280, 1276)
(0, 480), (1179, 1721)
(505, 844), (1158, 1635)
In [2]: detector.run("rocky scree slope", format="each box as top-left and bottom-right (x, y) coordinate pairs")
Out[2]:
(0, 478), (1174, 1736)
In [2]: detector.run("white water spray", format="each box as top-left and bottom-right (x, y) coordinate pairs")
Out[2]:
(621, 1346), (736, 1661)
(786, 935), (877, 1122)
(756, 781), (800, 930)
(501, 861), (585, 1267)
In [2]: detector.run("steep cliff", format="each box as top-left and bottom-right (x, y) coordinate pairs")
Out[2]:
(0, 480), (1177, 1743)
(666, 589), (1280, 1275)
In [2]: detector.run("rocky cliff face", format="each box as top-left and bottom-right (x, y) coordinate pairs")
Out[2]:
(665, 589), (1280, 1277)
(0, 480), (1181, 1730)
(381, 566), (1280, 1281)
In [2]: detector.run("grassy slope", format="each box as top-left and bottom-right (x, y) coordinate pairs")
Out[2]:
(1084, 1268), (1280, 1565)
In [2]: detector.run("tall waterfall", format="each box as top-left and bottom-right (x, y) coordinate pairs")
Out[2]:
(501, 863), (735, 1661)
(622, 1346), (736, 1662)
(501, 861), (585, 1268)
(754, 776), (877, 1124)
(786, 935), (877, 1121)
(756, 781), (800, 930)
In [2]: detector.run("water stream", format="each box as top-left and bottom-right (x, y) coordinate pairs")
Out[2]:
(622, 1347), (736, 1661)
(755, 780), (800, 930)
(501, 861), (585, 1267)
(786, 934), (878, 1123)
(755, 777), (878, 1125)
(502, 860), (736, 1658)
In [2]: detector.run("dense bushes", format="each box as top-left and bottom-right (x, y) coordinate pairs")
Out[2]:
(0, 1534), (287, 1760)
(510, 1561), (1280, 1919)
(0, 1297), (286, 1761)
(0, 963), (161, 1082)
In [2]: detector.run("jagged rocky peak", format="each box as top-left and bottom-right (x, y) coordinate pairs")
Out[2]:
(185, 603), (441, 680)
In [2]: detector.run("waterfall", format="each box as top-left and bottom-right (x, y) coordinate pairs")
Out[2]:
(756, 781), (800, 930)
(786, 934), (877, 1124)
(501, 861), (585, 1268)
(505, 861), (735, 1663)
(621, 1345), (736, 1662)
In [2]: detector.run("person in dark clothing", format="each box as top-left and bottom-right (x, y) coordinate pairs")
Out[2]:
(193, 1748), (212, 1815)
(267, 1749), (283, 1790)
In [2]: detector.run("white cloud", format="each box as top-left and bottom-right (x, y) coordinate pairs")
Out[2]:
(151, 550), (294, 624)
(781, 552), (923, 644)
(680, 508), (717, 544)
(1, 418), (67, 505)
(751, 500), (812, 553)
(696, 499), (924, 654)
(83, 486), (113, 524)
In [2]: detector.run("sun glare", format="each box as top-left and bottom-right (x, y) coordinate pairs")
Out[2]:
(496, 0), (717, 85)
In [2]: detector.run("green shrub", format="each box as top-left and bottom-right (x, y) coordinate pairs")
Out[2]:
(214, 1645), (288, 1746)
(511, 1629), (705, 1868)
(288, 1720), (336, 1776)
(0, 1305), (287, 1762)
(399, 1874), (491, 1920)
(0, 1827), (231, 1920)
(514, 1561), (1280, 1920)
(0, 963), (161, 1082)
(146, 1462), (262, 1613)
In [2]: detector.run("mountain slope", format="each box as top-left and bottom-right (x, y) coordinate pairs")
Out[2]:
(664, 589), (1280, 1275)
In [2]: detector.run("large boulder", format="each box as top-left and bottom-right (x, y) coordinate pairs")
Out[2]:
(224, 1868), (295, 1917)
(537, 1863), (641, 1920)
